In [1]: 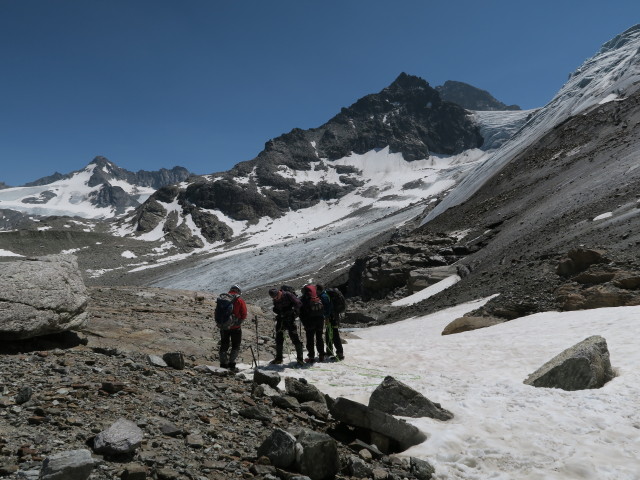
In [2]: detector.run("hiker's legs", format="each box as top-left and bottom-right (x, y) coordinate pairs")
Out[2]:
(286, 320), (304, 361)
(304, 321), (316, 358)
(219, 330), (231, 366)
(228, 328), (242, 366)
(324, 322), (335, 356)
(314, 318), (325, 359)
(330, 314), (343, 357)
(274, 317), (285, 360)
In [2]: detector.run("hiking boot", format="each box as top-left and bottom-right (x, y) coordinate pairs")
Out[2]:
(227, 362), (236, 371)
(269, 358), (283, 365)
(318, 354), (325, 362)
(296, 357), (304, 366)
(337, 353), (344, 361)
(304, 357), (315, 363)
(220, 363), (228, 369)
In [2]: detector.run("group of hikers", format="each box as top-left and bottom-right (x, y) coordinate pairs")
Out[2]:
(215, 283), (346, 370)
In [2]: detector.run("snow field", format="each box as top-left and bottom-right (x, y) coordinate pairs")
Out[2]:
(288, 300), (640, 480)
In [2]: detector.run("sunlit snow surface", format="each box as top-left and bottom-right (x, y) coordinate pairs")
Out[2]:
(276, 299), (640, 480)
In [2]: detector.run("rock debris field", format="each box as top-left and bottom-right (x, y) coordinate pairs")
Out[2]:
(0, 286), (434, 480)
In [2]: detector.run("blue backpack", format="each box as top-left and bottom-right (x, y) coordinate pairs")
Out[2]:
(215, 293), (237, 330)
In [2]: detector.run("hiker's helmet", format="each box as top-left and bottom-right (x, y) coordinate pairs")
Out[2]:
(230, 284), (242, 294)
(268, 288), (278, 298)
(316, 283), (325, 292)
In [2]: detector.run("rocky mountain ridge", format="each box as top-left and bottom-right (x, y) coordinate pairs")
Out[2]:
(436, 80), (521, 111)
(122, 73), (486, 249)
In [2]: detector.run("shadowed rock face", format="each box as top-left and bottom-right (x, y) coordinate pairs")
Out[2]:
(524, 335), (615, 391)
(0, 255), (89, 340)
(436, 80), (521, 111)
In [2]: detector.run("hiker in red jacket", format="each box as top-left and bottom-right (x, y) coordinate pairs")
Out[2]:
(216, 284), (247, 370)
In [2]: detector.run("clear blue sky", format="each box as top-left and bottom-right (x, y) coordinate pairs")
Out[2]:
(1, 1), (639, 186)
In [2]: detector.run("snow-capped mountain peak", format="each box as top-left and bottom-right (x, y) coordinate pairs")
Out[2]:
(0, 157), (191, 219)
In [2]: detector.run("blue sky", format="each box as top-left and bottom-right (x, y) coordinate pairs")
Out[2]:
(1, 1), (639, 186)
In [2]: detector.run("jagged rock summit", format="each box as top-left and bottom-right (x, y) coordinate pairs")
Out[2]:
(126, 73), (485, 248)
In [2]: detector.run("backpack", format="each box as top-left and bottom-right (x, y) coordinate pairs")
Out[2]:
(215, 293), (237, 330)
(308, 296), (324, 318)
(326, 288), (346, 314)
(281, 285), (297, 295)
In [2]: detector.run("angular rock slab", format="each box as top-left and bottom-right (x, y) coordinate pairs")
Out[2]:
(369, 376), (453, 420)
(329, 397), (427, 452)
(524, 335), (615, 391)
(39, 449), (95, 480)
(294, 428), (340, 480)
(0, 255), (89, 340)
(93, 418), (143, 455)
(257, 428), (297, 469)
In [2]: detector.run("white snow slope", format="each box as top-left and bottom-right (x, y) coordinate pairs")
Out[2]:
(274, 296), (640, 480)
(423, 24), (640, 225)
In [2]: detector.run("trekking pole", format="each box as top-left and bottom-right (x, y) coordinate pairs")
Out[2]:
(249, 345), (258, 368)
(254, 314), (260, 367)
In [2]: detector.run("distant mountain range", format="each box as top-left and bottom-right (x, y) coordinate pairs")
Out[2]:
(0, 157), (191, 219)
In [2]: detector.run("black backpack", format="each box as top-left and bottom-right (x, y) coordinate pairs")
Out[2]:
(326, 288), (346, 314)
(281, 285), (296, 295)
(215, 293), (237, 330)
(306, 295), (324, 320)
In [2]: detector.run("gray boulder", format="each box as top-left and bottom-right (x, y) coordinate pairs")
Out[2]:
(285, 377), (326, 405)
(162, 352), (185, 370)
(294, 428), (340, 480)
(257, 428), (297, 469)
(93, 418), (143, 455)
(39, 449), (95, 480)
(0, 255), (89, 340)
(410, 456), (436, 480)
(441, 316), (506, 335)
(524, 335), (615, 391)
(254, 369), (281, 389)
(369, 376), (453, 421)
(330, 397), (427, 453)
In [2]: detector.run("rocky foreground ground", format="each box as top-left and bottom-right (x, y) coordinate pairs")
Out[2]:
(0, 287), (431, 480)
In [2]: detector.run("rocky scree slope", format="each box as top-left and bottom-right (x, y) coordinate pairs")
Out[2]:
(125, 73), (484, 250)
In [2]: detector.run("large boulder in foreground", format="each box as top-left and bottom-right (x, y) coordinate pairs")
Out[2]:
(329, 397), (427, 453)
(0, 255), (89, 340)
(369, 376), (453, 421)
(524, 335), (614, 391)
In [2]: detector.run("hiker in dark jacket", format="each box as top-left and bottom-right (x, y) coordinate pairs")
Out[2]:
(299, 284), (325, 363)
(218, 284), (247, 370)
(269, 287), (304, 365)
(317, 283), (344, 360)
